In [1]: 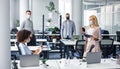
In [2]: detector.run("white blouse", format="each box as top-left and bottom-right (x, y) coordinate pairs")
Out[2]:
(19, 43), (32, 55)
(86, 27), (94, 41)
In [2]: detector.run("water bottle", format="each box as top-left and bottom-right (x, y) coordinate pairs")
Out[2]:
(46, 42), (50, 50)
(69, 51), (73, 59)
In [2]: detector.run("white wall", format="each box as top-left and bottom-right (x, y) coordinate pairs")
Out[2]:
(32, 0), (59, 31)
(10, 0), (19, 30)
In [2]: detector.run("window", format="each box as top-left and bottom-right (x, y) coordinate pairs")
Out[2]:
(59, 0), (72, 21)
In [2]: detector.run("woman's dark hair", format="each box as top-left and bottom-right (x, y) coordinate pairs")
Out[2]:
(16, 30), (31, 42)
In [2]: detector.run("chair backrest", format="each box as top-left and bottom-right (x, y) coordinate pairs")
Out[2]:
(11, 28), (18, 34)
(16, 42), (22, 55)
(75, 40), (85, 50)
(100, 39), (114, 55)
(100, 39), (114, 45)
(116, 31), (120, 42)
(102, 30), (110, 39)
(75, 40), (85, 58)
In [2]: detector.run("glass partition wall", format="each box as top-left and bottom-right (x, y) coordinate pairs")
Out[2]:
(83, 0), (120, 34)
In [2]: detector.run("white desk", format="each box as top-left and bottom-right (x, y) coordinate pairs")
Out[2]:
(35, 34), (60, 36)
(102, 34), (117, 40)
(11, 46), (51, 59)
(58, 59), (120, 69)
(10, 39), (47, 46)
(11, 46), (51, 51)
(102, 34), (116, 36)
(12, 60), (60, 69)
(60, 39), (120, 58)
(10, 39), (47, 43)
(60, 39), (120, 46)
(36, 39), (47, 42)
(12, 59), (120, 69)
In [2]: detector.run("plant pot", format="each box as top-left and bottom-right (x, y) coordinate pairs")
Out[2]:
(48, 12), (53, 18)
(47, 22), (50, 27)
(52, 38), (56, 43)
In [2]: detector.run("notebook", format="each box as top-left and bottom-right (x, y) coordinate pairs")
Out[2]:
(20, 55), (39, 67)
(86, 52), (102, 64)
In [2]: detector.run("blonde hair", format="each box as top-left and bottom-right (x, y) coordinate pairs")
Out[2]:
(89, 15), (99, 27)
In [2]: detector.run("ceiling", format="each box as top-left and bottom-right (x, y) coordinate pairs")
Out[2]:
(84, 0), (120, 5)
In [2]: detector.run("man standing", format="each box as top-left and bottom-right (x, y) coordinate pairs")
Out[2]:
(61, 13), (76, 39)
(20, 10), (36, 46)
(61, 13), (76, 58)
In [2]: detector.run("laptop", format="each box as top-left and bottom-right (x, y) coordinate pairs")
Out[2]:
(86, 52), (102, 64)
(20, 55), (39, 67)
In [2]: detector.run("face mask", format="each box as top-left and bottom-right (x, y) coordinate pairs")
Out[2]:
(26, 38), (31, 43)
(89, 20), (93, 25)
(26, 15), (31, 19)
(66, 17), (69, 20)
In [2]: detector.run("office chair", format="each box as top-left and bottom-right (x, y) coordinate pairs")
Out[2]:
(11, 28), (18, 34)
(100, 39), (114, 58)
(116, 31), (120, 42)
(101, 30), (110, 39)
(16, 42), (22, 55)
(75, 40), (85, 58)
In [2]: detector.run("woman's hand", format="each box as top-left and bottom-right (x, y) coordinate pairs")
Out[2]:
(91, 36), (99, 41)
(34, 47), (42, 54)
(80, 27), (85, 34)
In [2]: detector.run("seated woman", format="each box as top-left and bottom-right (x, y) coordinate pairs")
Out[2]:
(16, 29), (42, 55)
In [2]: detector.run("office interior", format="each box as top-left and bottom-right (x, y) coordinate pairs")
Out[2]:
(0, 0), (120, 69)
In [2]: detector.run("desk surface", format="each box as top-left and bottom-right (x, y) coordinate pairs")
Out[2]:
(11, 46), (51, 51)
(10, 34), (60, 36)
(12, 59), (120, 69)
(102, 34), (116, 36)
(61, 39), (120, 46)
(10, 39), (47, 42)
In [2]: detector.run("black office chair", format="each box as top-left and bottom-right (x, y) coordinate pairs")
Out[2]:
(11, 28), (18, 34)
(116, 31), (120, 42)
(75, 40), (85, 58)
(102, 30), (110, 39)
(16, 42), (22, 55)
(100, 39), (114, 58)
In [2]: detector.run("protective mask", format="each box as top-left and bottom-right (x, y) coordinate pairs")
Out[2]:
(66, 17), (69, 20)
(89, 20), (93, 25)
(26, 38), (31, 43)
(26, 15), (31, 19)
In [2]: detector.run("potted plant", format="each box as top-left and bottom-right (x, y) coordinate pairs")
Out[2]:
(46, 1), (55, 12)
(46, 1), (55, 18)
(16, 19), (20, 27)
(41, 59), (47, 64)
(47, 18), (52, 27)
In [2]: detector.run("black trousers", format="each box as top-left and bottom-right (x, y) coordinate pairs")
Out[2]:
(27, 34), (36, 46)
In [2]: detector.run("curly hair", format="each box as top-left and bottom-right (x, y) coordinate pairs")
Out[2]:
(16, 30), (31, 42)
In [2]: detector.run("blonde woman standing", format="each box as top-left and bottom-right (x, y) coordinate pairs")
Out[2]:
(80, 15), (101, 60)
